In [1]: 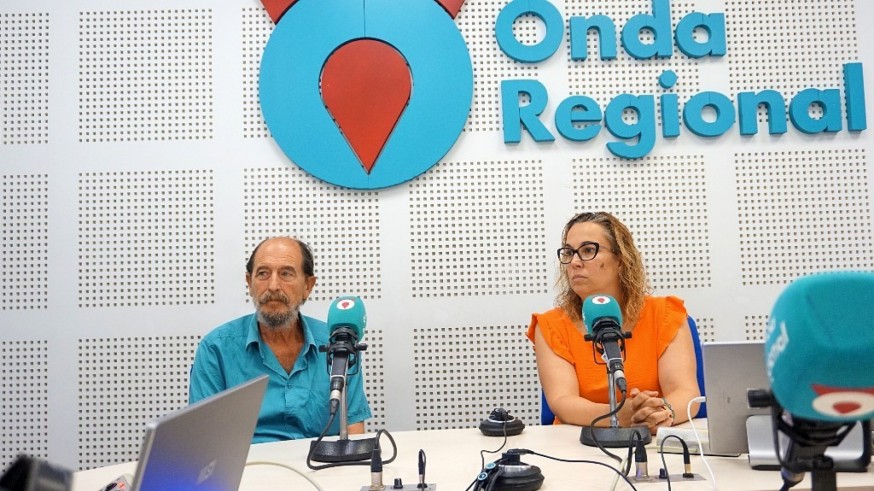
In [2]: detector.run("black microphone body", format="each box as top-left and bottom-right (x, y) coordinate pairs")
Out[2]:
(590, 317), (628, 394)
(326, 326), (358, 414)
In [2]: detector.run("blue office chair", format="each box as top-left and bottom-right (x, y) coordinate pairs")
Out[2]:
(540, 315), (706, 425)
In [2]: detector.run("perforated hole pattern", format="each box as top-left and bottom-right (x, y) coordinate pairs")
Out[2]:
(1, 340), (49, 472)
(242, 166), (382, 302)
(77, 170), (215, 308)
(78, 336), (199, 470)
(735, 148), (873, 285)
(2, 174), (49, 310)
(409, 159), (549, 297)
(413, 324), (539, 430)
(1, 12), (49, 145)
(78, 10), (213, 142)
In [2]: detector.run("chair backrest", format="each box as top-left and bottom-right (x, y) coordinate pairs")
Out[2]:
(540, 315), (706, 425)
(687, 316), (706, 418)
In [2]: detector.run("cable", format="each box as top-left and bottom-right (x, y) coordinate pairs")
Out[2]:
(512, 448), (639, 491)
(686, 396), (717, 490)
(245, 461), (325, 491)
(658, 435), (690, 491)
(305, 409), (398, 471)
(479, 420), (510, 470)
(587, 389), (630, 462)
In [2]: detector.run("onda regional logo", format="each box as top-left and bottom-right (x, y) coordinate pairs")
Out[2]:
(258, 0), (473, 189)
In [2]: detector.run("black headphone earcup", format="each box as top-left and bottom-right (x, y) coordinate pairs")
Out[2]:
(479, 417), (525, 436)
(493, 463), (544, 491)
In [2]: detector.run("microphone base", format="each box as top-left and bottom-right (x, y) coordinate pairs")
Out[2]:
(580, 425), (651, 448)
(309, 436), (378, 463)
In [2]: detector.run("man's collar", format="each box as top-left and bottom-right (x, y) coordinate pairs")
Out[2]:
(246, 313), (316, 349)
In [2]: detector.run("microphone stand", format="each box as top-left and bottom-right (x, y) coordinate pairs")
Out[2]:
(580, 330), (651, 447)
(310, 341), (379, 463)
(748, 390), (871, 491)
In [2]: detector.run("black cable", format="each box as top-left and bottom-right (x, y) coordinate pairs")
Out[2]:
(479, 419), (509, 470)
(587, 388), (630, 462)
(305, 409), (398, 471)
(657, 434), (692, 491)
(514, 448), (639, 490)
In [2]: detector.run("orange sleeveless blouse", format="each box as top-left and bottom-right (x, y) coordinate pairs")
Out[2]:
(527, 296), (686, 410)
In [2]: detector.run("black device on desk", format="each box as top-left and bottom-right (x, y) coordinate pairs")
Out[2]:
(479, 408), (525, 437)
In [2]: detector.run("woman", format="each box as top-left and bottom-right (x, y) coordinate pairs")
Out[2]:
(528, 211), (699, 434)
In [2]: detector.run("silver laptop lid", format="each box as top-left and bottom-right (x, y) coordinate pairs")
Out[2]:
(702, 341), (770, 455)
(131, 375), (268, 491)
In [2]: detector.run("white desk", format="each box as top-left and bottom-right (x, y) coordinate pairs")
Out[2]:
(73, 424), (873, 490)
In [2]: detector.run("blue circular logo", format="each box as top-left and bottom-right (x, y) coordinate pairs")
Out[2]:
(259, 0), (473, 189)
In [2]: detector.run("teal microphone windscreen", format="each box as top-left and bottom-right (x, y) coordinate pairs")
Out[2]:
(765, 271), (874, 422)
(327, 296), (366, 341)
(582, 295), (622, 334)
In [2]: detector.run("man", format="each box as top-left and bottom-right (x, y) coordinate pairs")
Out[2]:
(189, 237), (371, 442)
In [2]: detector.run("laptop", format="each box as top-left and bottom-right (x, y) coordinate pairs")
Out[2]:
(702, 342), (869, 469)
(127, 375), (267, 491)
(702, 341), (771, 456)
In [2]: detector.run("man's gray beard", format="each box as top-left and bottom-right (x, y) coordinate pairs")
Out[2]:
(257, 306), (299, 330)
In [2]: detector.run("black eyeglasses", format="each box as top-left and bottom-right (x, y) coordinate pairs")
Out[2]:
(557, 242), (611, 264)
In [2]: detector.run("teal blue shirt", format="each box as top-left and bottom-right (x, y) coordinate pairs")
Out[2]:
(189, 313), (371, 443)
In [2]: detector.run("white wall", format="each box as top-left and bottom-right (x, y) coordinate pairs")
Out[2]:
(1, 0), (872, 471)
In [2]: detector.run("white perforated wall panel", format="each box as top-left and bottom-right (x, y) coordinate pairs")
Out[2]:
(2, 174), (49, 310)
(77, 10), (213, 142)
(1, 13), (49, 145)
(1, 341), (49, 468)
(413, 324), (539, 430)
(0, 0), (871, 473)
(77, 336), (199, 470)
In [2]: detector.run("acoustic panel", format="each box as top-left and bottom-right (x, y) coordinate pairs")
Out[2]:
(409, 159), (549, 297)
(735, 148), (873, 286)
(241, 7), (272, 139)
(361, 328), (386, 433)
(2, 174), (49, 310)
(77, 9), (213, 142)
(726, 0), (857, 95)
(457, 1), (539, 132)
(77, 170), (215, 308)
(692, 316), (716, 344)
(77, 336), (199, 470)
(413, 324), (539, 430)
(743, 315), (769, 341)
(572, 155), (711, 292)
(242, 166), (382, 303)
(1, 12), (49, 145)
(1, 340), (49, 473)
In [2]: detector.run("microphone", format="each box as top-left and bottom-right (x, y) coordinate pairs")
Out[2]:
(583, 294), (627, 393)
(762, 271), (874, 488)
(766, 271), (874, 422)
(325, 296), (366, 414)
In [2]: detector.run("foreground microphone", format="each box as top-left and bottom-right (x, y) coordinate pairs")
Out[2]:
(583, 294), (627, 393)
(326, 296), (366, 415)
(579, 294), (648, 448)
(762, 271), (874, 490)
(766, 271), (874, 422)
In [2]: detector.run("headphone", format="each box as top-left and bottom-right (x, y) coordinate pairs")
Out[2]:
(473, 451), (544, 491)
(479, 408), (525, 437)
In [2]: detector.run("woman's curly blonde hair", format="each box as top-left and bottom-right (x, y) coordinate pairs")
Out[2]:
(556, 211), (651, 329)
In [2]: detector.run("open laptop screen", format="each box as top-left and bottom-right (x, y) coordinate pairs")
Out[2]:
(131, 375), (268, 491)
